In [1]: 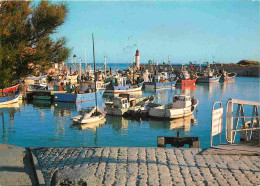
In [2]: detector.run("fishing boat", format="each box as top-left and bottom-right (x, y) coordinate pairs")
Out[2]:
(71, 34), (106, 125)
(70, 106), (106, 124)
(104, 93), (152, 116)
(0, 84), (20, 93)
(196, 63), (221, 83)
(25, 75), (48, 91)
(144, 72), (177, 90)
(53, 91), (96, 103)
(0, 84), (20, 105)
(176, 65), (197, 85)
(149, 95), (199, 119)
(127, 95), (155, 118)
(220, 69), (237, 82)
(103, 80), (143, 95)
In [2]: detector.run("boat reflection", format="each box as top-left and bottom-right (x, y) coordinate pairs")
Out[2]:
(0, 101), (21, 109)
(106, 115), (129, 132)
(149, 115), (197, 132)
(180, 84), (197, 96)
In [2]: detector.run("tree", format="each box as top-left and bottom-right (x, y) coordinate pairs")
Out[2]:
(0, 1), (70, 89)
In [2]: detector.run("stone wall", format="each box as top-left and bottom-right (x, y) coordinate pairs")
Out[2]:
(141, 64), (260, 77)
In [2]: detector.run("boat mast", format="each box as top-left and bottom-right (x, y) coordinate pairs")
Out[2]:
(92, 33), (98, 115)
(104, 56), (107, 78)
(85, 48), (87, 74)
(133, 55), (135, 84)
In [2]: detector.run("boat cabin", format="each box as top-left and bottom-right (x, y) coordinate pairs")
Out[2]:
(172, 95), (191, 109)
(112, 97), (129, 109)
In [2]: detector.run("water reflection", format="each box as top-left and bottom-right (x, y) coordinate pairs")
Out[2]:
(0, 101), (22, 143)
(149, 115), (197, 135)
(106, 115), (129, 132)
(180, 84), (197, 96)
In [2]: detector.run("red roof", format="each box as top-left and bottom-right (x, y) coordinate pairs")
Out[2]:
(136, 49), (139, 56)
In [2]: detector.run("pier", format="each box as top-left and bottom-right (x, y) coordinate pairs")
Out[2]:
(1, 145), (259, 186)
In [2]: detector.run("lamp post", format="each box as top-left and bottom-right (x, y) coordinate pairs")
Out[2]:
(73, 54), (77, 73)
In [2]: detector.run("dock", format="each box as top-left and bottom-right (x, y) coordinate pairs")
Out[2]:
(28, 146), (260, 186)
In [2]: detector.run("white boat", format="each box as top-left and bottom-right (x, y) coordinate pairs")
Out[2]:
(71, 106), (106, 124)
(104, 94), (152, 116)
(149, 95), (199, 119)
(75, 118), (106, 130)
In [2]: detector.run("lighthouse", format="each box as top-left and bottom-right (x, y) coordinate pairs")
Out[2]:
(135, 49), (140, 69)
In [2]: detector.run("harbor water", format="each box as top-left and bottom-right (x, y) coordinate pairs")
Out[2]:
(0, 76), (259, 149)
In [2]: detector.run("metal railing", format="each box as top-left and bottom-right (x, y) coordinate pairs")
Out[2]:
(226, 99), (260, 144)
(211, 99), (260, 146)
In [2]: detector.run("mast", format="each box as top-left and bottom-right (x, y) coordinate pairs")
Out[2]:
(104, 56), (107, 78)
(92, 33), (98, 114)
(85, 48), (87, 74)
(133, 56), (135, 84)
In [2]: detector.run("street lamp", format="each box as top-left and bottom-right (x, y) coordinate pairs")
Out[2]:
(73, 54), (77, 72)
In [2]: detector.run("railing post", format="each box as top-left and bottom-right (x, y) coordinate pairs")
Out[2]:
(211, 101), (223, 147)
(226, 99), (233, 143)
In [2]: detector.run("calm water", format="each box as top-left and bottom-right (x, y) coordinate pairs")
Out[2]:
(0, 77), (259, 149)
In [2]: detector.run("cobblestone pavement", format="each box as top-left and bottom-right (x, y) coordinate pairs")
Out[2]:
(31, 147), (260, 185)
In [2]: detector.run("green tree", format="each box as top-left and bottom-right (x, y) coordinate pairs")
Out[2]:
(0, 1), (70, 89)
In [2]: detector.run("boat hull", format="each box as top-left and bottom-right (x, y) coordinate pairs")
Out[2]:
(149, 99), (199, 119)
(220, 73), (236, 82)
(177, 79), (197, 85)
(197, 76), (220, 83)
(54, 92), (95, 104)
(145, 81), (176, 90)
(0, 84), (20, 93)
(0, 92), (20, 105)
(103, 83), (143, 95)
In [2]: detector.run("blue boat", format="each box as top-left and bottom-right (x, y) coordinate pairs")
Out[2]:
(53, 92), (96, 104)
(0, 92), (20, 105)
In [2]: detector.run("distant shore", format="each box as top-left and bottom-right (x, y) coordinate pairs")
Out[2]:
(141, 60), (260, 77)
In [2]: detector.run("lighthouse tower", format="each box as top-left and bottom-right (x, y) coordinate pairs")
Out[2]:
(135, 49), (140, 69)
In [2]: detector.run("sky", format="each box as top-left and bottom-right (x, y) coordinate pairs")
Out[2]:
(51, 0), (260, 64)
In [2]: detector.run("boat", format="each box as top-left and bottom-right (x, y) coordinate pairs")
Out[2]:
(149, 95), (199, 119)
(25, 75), (48, 91)
(104, 93), (152, 116)
(176, 65), (197, 85)
(144, 72), (177, 90)
(220, 69), (237, 82)
(0, 91), (20, 105)
(53, 90), (96, 104)
(75, 118), (106, 130)
(127, 102), (160, 119)
(103, 80), (143, 95)
(196, 63), (221, 83)
(71, 34), (106, 125)
(70, 106), (106, 125)
(0, 84), (20, 93)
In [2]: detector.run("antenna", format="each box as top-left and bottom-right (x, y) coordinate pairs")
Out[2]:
(92, 34), (98, 115)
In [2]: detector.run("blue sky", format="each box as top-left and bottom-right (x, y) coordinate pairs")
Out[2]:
(51, 0), (260, 64)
